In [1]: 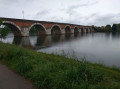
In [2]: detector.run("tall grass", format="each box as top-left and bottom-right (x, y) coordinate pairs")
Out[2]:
(0, 41), (120, 89)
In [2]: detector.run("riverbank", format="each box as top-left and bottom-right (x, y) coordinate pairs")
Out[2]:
(0, 41), (120, 89)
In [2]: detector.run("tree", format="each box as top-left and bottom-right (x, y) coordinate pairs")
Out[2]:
(105, 25), (112, 32)
(29, 27), (38, 36)
(0, 18), (2, 25)
(112, 24), (117, 32)
(0, 26), (10, 38)
(0, 18), (10, 38)
(116, 24), (120, 32)
(93, 26), (105, 32)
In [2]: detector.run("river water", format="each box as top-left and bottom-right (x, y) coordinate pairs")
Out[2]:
(0, 32), (120, 68)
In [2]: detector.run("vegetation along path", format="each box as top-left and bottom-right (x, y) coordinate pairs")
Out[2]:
(0, 63), (33, 89)
(0, 41), (120, 89)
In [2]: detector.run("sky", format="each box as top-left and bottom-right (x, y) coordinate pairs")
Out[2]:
(0, 0), (120, 26)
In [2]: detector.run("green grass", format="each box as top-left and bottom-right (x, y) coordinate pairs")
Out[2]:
(0, 41), (120, 89)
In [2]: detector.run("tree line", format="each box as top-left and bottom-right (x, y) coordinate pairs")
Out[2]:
(94, 24), (120, 32)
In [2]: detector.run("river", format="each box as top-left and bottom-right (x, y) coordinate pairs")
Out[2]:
(0, 32), (120, 68)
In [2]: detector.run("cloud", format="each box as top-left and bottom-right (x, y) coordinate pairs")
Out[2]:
(34, 10), (49, 17)
(83, 13), (120, 26)
(96, 13), (120, 26)
(0, 0), (120, 26)
(65, 0), (99, 18)
(68, 1), (99, 10)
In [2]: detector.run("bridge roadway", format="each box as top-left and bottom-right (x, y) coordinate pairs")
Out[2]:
(1, 17), (94, 37)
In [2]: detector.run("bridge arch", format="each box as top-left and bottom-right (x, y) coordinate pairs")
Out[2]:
(81, 27), (84, 33)
(65, 25), (71, 34)
(74, 26), (79, 34)
(85, 28), (88, 33)
(88, 28), (91, 32)
(29, 23), (47, 36)
(2, 21), (22, 36)
(51, 24), (61, 35)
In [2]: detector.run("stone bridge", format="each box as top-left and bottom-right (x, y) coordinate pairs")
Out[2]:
(1, 17), (94, 36)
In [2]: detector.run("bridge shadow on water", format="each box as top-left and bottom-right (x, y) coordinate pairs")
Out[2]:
(10, 33), (90, 50)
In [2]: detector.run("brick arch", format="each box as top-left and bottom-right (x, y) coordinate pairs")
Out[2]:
(74, 26), (79, 33)
(29, 23), (47, 35)
(81, 27), (84, 33)
(88, 27), (92, 32)
(65, 25), (71, 34)
(2, 21), (22, 36)
(86, 27), (90, 32)
(51, 24), (62, 35)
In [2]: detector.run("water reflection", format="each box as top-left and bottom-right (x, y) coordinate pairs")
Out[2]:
(13, 37), (35, 49)
(1, 32), (120, 68)
(36, 36), (46, 46)
(52, 35), (61, 42)
(10, 33), (84, 50)
(13, 37), (22, 45)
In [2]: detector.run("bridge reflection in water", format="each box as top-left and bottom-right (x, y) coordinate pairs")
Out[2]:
(12, 33), (89, 50)
(1, 32), (120, 68)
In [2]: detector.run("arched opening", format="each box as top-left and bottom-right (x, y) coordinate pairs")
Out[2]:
(51, 25), (61, 35)
(86, 28), (88, 33)
(74, 27), (79, 34)
(29, 23), (46, 36)
(88, 28), (91, 32)
(81, 28), (84, 33)
(2, 22), (22, 37)
(86, 28), (90, 33)
(65, 26), (71, 34)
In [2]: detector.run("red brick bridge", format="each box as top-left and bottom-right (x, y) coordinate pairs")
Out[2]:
(1, 17), (94, 36)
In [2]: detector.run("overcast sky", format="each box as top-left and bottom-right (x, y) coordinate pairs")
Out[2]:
(0, 0), (120, 26)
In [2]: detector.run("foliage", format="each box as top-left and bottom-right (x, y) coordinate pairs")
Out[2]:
(0, 26), (11, 38)
(0, 18), (2, 25)
(112, 24), (117, 32)
(94, 23), (120, 32)
(0, 18), (11, 38)
(29, 27), (38, 36)
(116, 24), (120, 32)
(112, 24), (120, 32)
(94, 25), (112, 32)
(105, 25), (112, 31)
(0, 42), (120, 89)
(94, 26), (105, 32)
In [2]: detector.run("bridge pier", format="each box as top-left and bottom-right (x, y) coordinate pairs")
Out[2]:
(71, 29), (74, 34)
(83, 29), (86, 33)
(78, 29), (81, 33)
(21, 26), (29, 36)
(88, 29), (90, 32)
(45, 28), (51, 35)
(61, 29), (65, 34)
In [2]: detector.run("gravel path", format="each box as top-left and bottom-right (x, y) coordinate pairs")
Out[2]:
(0, 63), (33, 89)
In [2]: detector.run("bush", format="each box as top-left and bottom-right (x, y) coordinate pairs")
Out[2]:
(0, 26), (10, 38)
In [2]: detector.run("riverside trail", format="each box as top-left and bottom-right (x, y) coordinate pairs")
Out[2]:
(0, 63), (33, 89)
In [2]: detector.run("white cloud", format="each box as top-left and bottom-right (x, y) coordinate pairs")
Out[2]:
(0, 0), (120, 26)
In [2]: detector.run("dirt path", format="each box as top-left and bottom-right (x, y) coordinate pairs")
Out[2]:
(0, 63), (33, 89)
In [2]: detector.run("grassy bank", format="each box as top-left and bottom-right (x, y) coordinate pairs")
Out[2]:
(0, 42), (120, 89)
